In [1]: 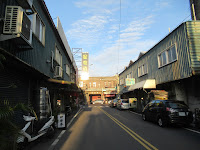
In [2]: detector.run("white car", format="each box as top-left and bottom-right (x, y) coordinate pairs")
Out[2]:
(108, 100), (112, 104)
(117, 99), (129, 110)
(93, 99), (104, 104)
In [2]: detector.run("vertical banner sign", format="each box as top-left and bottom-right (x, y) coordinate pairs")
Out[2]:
(82, 52), (89, 73)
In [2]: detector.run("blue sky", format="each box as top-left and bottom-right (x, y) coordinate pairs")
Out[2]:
(44, 0), (191, 77)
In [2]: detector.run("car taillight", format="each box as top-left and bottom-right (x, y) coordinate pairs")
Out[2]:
(166, 107), (177, 113)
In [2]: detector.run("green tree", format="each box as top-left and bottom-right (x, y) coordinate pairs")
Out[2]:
(0, 101), (33, 150)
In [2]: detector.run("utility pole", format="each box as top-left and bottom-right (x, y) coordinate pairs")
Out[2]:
(72, 48), (82, 84)
(190, 0), (200, 20)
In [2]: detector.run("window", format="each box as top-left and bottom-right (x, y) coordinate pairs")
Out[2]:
(126, 72), (132, 78)
(120, 78), (124, 85)
(158, 44), (177, 68)
(171, 46), (177, 62)
(148, 101), (155, 107)
(138, 64), (148, 77)
(89, 82), (91, 88)
(32, 10), (45, 45)
(155, 101), (164, 107)
(93, 82), (96, 88)
(55, 46), (62, 66)
(66, 64), (70, 76)
(108, 82), (111, 87)
(162, 52), (167, 66)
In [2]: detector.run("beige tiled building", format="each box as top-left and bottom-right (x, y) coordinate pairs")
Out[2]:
(79, 75), (119, 103)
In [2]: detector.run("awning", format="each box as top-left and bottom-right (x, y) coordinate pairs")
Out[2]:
(48, 78), (74, 85)
(105, 94), (116, 97)
(128, 79), (156, 92)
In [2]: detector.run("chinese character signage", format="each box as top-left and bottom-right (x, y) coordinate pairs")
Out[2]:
(82, 52), (89, 72)
(126, 78), (135, 86)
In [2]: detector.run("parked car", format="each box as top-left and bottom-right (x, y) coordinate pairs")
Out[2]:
(117, 99), (129, 110)
(142, 100), (193, 127)
(110, 99), (118, 107)
(93, 99), (104, 104)
(129, 98), (137, 111)
(108, 100), (112, 104)
(109, 100), (113, 107)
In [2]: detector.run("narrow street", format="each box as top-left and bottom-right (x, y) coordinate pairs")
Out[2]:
(40, 104), (200, 150)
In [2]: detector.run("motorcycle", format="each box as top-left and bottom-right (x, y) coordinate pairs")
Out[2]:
(17, 87), (55, 149)
(16, 113), (55, 149)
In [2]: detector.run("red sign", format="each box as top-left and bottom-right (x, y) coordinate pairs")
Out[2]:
(105, 94), (115, 97)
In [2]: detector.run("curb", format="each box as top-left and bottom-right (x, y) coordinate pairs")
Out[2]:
(67, 107), (83, 128)
(130, 110), (200, 134)
(48, 107), (83, 150)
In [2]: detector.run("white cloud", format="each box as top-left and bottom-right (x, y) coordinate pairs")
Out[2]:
(74, 0), (119, 15)
(155, 1), (170, 8)
(89, 38), (156, 77)
(88, 15), (156, 76)
(67, 15), (108, 45)
(66, 1), (156, 76)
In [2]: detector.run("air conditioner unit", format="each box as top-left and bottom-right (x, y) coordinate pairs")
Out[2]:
(1, 6), (32, 49)
(54, 66), (63, 78)
(3, 6), (31, 40)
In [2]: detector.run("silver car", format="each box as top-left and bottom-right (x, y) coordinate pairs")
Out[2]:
(117, 99), (129, 110)
(93, 99), (104, 104)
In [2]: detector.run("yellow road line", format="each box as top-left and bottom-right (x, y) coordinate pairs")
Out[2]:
(99, 107), (158, 150)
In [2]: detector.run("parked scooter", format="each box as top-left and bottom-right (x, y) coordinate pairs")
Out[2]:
(17, 114), (54, 144)
(17, 87), (55, 149)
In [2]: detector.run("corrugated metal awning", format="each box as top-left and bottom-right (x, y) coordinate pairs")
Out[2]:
(128, 79), (156, 92)
(105, 94), (115, 97)
(48, 78), (74, 85)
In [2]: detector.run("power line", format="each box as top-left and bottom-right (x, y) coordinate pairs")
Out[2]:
(117, 0), (121, 75)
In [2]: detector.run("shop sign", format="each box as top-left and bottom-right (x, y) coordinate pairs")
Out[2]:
(82, 52), (89, 73)
(126, 78), (135, 86)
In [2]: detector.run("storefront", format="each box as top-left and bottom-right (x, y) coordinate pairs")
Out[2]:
(120, 79), (156, 112)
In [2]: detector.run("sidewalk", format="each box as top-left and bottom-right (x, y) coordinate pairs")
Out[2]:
(186, 123), (200, 133)
(25, 106), (83, 150)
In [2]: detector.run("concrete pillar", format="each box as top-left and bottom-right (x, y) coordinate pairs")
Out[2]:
(173, 82), (187, 104)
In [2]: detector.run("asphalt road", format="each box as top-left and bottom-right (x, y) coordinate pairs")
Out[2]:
(28, 104), (200, 150)
(49, 104), (200, 150)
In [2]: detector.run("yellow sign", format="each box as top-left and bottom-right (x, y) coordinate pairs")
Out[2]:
(82, 66), (88, 72)
(83, 60), (88, 65)
(82, 52), (89, 73)
(83, 54), (88, 59)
